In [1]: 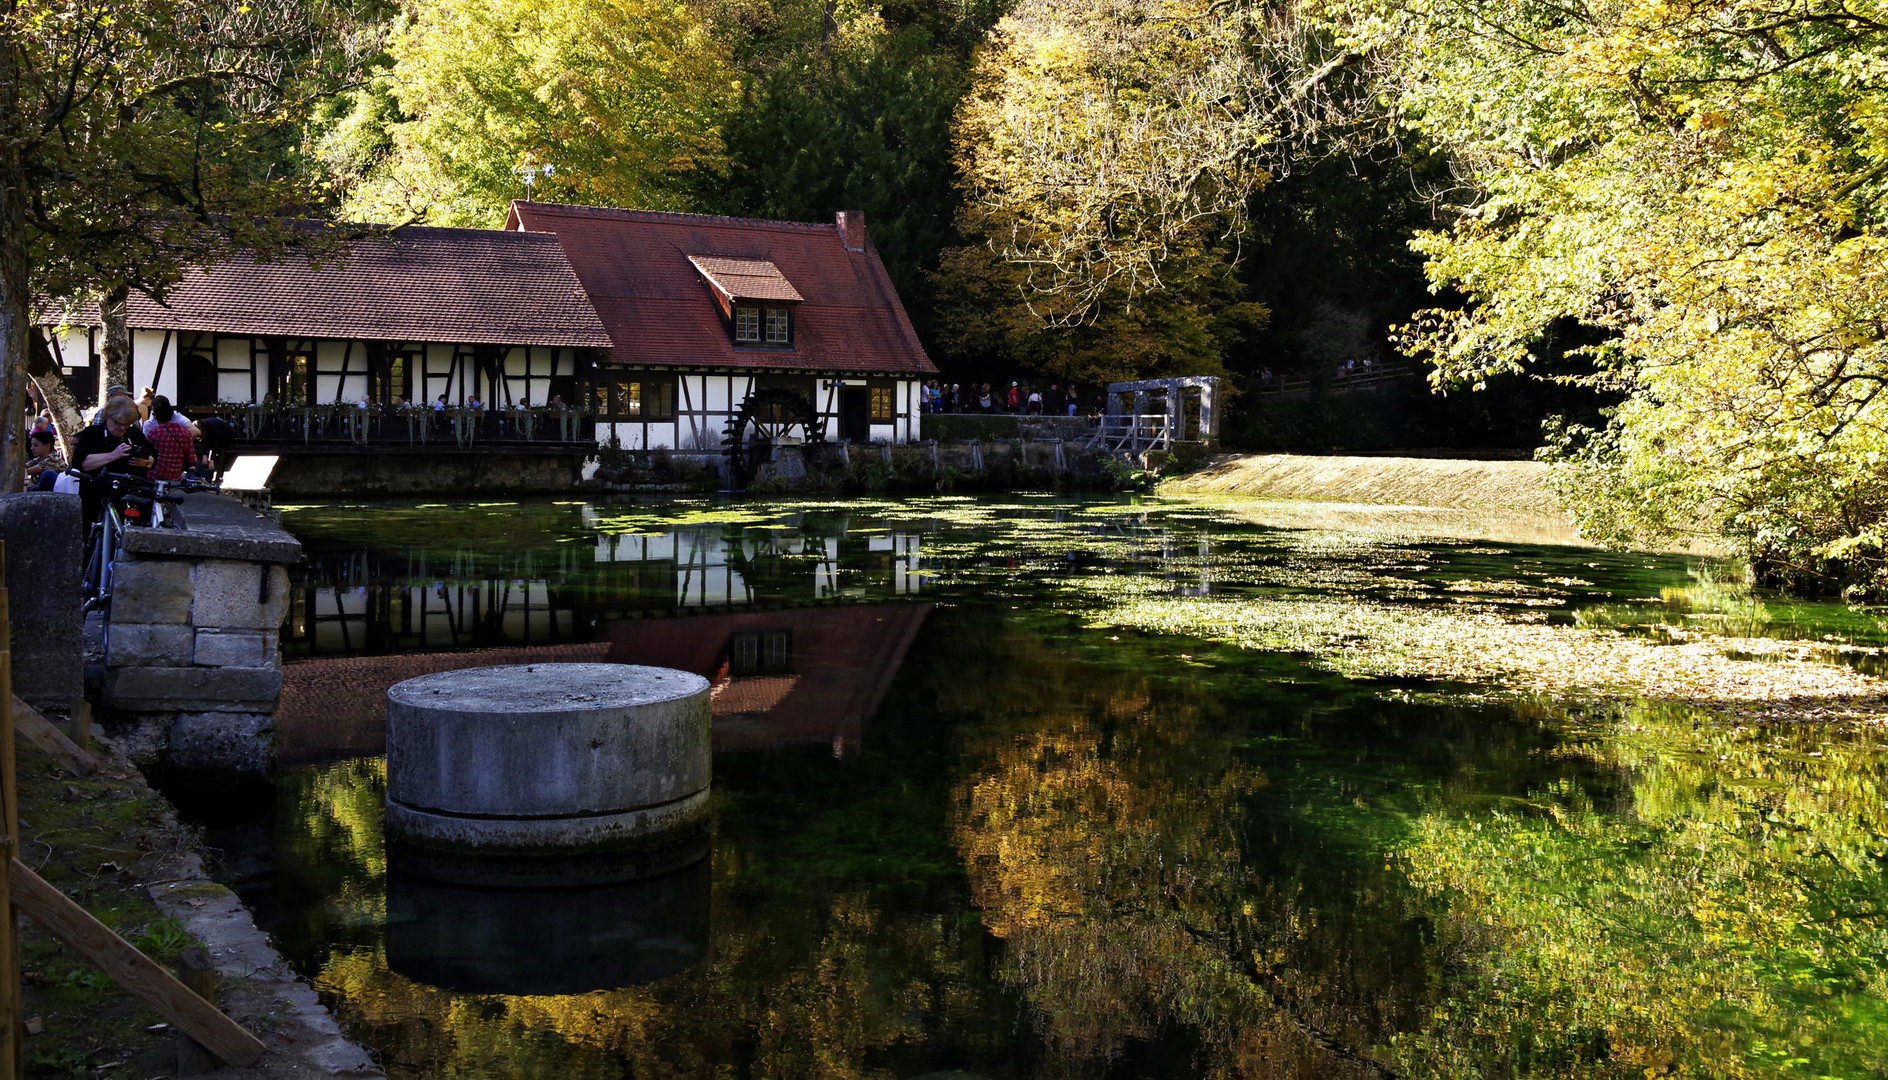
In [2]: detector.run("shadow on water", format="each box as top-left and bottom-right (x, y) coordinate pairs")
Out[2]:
(158, 496), (1888, 1079)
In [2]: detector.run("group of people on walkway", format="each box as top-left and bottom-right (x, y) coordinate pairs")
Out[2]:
(25, 385), (238, 496)
(920, 380), (1086, 417)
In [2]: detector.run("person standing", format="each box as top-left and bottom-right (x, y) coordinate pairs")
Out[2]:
(1006, 382), (1021, 413)
(144, 396), (197, 481)
(74, 397), (155, 527)
(194, 415), (238, 478)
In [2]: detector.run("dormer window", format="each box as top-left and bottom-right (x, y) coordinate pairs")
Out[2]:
(690, 255), (804, 349)
(732, 305), (792, 346)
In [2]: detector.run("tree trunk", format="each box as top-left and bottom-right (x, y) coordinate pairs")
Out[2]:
(25, 335), (86, 461)
(98, 284), (130, 400)
(0, 161), (30, 497)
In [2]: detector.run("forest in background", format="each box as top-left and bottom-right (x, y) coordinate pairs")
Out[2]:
(5, 0), (1888, 594)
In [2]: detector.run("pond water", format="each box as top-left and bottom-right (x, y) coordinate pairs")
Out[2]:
(163, 494), (1888, 1079)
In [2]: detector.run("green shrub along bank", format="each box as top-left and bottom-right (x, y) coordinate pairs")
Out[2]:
(920, 414), (1095, 442)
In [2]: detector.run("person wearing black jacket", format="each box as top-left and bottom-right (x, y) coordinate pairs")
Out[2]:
(72, 397), (155, 527)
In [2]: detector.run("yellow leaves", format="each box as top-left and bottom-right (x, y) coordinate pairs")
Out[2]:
(346, 0), (736, 225)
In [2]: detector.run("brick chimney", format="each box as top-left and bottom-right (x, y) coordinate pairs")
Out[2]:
(836, 210), (866, 252)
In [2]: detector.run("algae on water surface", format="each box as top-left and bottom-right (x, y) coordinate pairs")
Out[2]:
(175, 493), (1888, 1079)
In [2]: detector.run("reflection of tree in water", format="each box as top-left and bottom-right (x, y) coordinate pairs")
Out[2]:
(942, 611), (1431, 1079)
(310, 867), (1011, 1079)
(1397, 702), (1888, 1079)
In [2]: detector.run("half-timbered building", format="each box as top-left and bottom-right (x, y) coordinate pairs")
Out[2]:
(503, 202), (936, 453)
(38, 203), (935, 484)
(42, 225), (613, 414)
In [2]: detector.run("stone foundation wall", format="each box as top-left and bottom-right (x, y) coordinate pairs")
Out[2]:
(103, 556), (291, 713)
(268, 450), (588, 496)
(0, 492), (83, 711)
(96, 495), (302, 777)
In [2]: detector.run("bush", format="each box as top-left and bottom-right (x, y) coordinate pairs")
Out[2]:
(922, 414), (1022, 441)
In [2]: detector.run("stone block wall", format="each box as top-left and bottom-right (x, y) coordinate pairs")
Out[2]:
(96, 495), (300, 724)
(103, 555), (291, 712)
(0, 492), (83, 711)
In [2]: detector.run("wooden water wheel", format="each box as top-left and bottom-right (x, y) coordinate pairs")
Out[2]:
(721, 388), (826, 487)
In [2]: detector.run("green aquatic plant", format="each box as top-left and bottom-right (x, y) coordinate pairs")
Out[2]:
(1395, 703), (1888, 1079)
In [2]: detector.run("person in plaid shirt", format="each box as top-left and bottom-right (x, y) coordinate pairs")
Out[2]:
(144, 395), (197, 481)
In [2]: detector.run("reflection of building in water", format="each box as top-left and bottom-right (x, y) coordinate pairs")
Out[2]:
(607, 603), (932, 755)
(584, 512), (927, 609)
(276, 603), (930, 767)
(286, 517), (929, 659)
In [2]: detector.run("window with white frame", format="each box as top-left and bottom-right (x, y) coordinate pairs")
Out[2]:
(734, 306), (761, 343)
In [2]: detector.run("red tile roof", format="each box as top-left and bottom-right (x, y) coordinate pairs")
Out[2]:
(506, 202), (937, 376)
(96, 225), (613, 349)
(686, 256), (805, 303)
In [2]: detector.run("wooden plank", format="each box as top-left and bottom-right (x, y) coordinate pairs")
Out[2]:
(69, 698), (91, 758)
(10, 696), (96, 777)
(0, 578), (21, 1080)
(8, 859), (267, 1067)
(176, 948), (219, 1076)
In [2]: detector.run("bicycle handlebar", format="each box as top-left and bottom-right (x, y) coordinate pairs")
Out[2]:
(63, 468), (220, 495)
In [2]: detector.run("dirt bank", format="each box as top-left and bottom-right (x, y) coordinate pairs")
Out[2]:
(1164, 453), (1560, 510)
(11, 717), (379, 1079)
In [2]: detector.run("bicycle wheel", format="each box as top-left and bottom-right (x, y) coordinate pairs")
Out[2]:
(80, 521), (105, 608)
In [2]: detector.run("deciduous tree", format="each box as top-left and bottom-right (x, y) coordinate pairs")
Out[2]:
(345, 0), (739, 226)
(1349, 0), (1888, 589)
(1, 0), (368, 474)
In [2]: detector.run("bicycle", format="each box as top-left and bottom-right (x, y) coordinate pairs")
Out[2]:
(72, 470), (218, 621)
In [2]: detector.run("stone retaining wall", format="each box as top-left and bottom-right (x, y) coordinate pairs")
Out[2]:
(97, 496), (301, 774)
(104, 556), (291, 712)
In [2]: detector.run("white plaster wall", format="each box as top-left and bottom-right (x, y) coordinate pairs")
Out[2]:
(422, 344), (456, 404)
(51, 327), (93, 371)
(216, 337), (256, 403)
(646, 422), (676, 450)
(132, 330), (178, 401)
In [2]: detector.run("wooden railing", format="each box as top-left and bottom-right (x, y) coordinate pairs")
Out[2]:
(1087, 413), (1173, 453)
(219, 403), (592, 449)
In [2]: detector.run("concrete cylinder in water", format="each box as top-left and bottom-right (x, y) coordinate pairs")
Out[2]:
(384, 662), (711, 853)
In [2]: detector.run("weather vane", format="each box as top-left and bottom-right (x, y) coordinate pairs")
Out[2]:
(515, 162), (555, 201)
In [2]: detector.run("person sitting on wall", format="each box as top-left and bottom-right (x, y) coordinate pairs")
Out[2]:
(24, 429), (65, 491)
(144, 396), (197, 482)
(73, 397), (155, 527)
